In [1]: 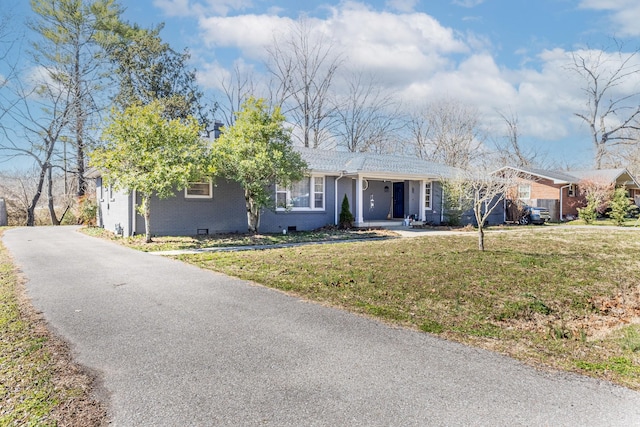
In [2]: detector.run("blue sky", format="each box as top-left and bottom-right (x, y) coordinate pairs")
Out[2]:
(3, 0), (640, 170)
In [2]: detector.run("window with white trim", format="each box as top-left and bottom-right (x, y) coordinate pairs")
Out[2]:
(425, 181), (432, 210)
(185, 181), (213, 199)
(517, 184), (531, 200)
(567, 184), (576, 197)
(276, 176), (325, 210)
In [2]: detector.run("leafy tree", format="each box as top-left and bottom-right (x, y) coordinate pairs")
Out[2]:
(29, 0), (125, 197)
(103, 22), (207, 123)
(609, 187), (631, 226)
(90, 102), (209, 242)
(212, 97), (307, 233)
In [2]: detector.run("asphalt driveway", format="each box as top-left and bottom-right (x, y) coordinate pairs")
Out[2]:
(4, 226), (640, 426)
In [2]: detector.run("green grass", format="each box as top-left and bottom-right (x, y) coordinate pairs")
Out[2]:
(81, 226), (396, 252)
(0, 228), (105, 425)
(174, 227), (640, 390)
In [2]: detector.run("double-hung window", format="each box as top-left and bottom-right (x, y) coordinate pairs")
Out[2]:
(277, 176), (325, 210)
(517, 184), (531, 200)
(185, 180), (213, 199)
(425, 181), (432, 210)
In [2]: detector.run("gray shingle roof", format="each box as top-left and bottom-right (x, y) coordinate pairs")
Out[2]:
(296, 147), (458, 179)
(498, 166), (639, 188)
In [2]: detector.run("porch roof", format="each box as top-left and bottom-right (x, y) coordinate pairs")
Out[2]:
(296, 147), (458, 180)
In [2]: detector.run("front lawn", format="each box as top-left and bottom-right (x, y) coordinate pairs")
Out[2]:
(176, 227), (640, 390)
(81, 226), (397, 252)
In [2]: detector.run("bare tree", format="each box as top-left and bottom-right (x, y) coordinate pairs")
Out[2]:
(266, 17), (342, 148)
(333, 71), (403, 153)
(569, 42), (640, 169)
(407, 99), (484, 168)
(0, 81), (71, 226)
(490, 109), (546, 167)
(445, 167), (518, 251)
(215, 60), (256, 127)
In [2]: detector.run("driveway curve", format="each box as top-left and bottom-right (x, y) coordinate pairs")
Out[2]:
(4, 226), (640, 426)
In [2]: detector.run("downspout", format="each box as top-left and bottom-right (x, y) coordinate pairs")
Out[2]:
(131, 189), (137, 236)
(559, 184), (570, 222)
(503, 198), (507, 223)
(334, 171), (345, 226)
(440, 184), (445, 224)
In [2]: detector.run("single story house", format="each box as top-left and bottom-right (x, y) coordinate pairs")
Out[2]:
(89, 148), (505, 236)
(495, 166), (640, 221)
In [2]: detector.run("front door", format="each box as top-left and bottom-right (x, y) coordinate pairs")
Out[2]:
(393, 182), (404, 218)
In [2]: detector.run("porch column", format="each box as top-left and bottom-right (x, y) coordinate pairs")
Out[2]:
(355, 176), (364, 225)
(419, 180), (426, 221)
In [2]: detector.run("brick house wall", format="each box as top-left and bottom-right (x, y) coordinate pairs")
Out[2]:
(512, 176), (587, 221)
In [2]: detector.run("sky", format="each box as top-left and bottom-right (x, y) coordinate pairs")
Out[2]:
(3, 0), (640, 170)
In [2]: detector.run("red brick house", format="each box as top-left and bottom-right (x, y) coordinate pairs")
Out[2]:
(496, 166), (640, 221)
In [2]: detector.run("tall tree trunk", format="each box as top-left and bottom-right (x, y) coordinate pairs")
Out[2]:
(245, 189), (260, 233)
(141, 195), (152, 243)
(74, 48), (86, 197)
(27, 162), (49, 226)
(47, 164), (60, 225)
(594, 140), (607, 169)
(477, 225), (485, 251)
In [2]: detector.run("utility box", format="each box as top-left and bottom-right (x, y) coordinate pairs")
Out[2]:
(0, 198), (7, 226)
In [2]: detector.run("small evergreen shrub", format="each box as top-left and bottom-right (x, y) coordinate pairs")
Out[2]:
(609, 187), (631, 226)
(578, 195), (597, 224)
(339, 194), (354, 229)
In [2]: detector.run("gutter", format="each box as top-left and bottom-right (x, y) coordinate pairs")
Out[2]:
(440, 184), (445, 223)
(131, 189), (137, 236)
(334, 171), (345, 226)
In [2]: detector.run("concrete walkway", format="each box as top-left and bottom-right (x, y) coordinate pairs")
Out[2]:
(4, 226), (640, 426)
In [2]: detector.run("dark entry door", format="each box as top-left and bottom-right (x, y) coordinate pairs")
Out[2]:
(393, 182), (404, 218)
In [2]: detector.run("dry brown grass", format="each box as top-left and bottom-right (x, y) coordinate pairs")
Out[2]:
(0, 228), (107, 426)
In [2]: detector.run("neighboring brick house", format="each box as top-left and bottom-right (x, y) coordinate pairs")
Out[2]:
(497, 166), (640, 221)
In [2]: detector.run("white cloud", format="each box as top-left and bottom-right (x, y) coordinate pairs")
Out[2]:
(385, 0), (418, 13)
(196, 1), (468, 80)
(153, 0), (253, 17)
(197, 13), (292, 57)
(579, 0), (640, 36)
(452, 0), (485, 8)
(189, 1), (640, 165)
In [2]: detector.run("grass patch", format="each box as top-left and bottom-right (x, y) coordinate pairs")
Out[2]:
(174, 227), (640, 390)
(0, 228), (106, 426)
(81, 226), (397, 252)
(565, 217), (640, 227)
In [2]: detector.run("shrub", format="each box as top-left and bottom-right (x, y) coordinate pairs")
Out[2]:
(609, 187), (631, 226)
(339, 194), (354, 229)
(578, 195), (598, 224)
(77, 196), (98, 226)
